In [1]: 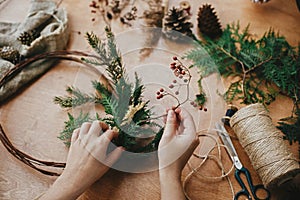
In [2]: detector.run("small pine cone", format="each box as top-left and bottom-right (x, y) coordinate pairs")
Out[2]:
(197, 4), (222, 39)
(17, 29), (40, 46)
(0, 46), (20, 64)
(163, 7), (194, 41)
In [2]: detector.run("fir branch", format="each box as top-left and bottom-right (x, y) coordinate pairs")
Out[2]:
(186, 22), (300, 157)
(132, 73), (144, 106)
(55, 28), (163, 152)
(278, 109), (300, 145)
(92, 80), (112, 100)
(54, 86), (95, 108)
(84, 28), (124, 83)
(186, 23), (299, 106)
(58, 112), (91, 146)
(85, 32), (109, 64)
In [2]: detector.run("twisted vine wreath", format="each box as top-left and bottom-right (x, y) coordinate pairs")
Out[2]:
(0, 50), (106, 176)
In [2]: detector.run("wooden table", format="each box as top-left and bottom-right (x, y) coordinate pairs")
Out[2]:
(0, 0), (299, 199)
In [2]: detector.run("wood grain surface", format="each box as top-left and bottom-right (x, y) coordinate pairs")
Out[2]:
(0, 0), (299, 199)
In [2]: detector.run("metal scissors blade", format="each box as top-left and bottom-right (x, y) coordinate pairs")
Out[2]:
(215, 122), (243, 170)
(215, 123), (271, 200)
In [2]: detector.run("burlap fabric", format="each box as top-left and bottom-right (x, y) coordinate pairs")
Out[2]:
(0, 0), (69, 102)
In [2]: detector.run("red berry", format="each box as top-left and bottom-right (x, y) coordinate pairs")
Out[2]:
(156, 91), (160, 95)
(181, 71), (186, 75)
(204, 108), (208, 112)
(160, 88), (164, 92)
(190, 101), (194, 105)
(179, 75), (183, 79)
(199, 106), (203, 110)
(173, 56), (178, 60)
(175, 91), (179, 95)
(169, 84), (174, 89)
(173, 80), (177, 83)
(170, 63), (176, 69)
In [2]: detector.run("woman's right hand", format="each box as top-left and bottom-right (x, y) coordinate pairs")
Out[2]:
(158, 107), (199, 200)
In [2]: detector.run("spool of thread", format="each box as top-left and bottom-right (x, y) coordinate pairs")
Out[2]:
(221, 105), (238, 126)
(230, 103), (300, 190)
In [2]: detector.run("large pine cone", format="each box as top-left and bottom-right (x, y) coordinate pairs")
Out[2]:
(163, 7), (194, 41)
(197, 4), (222, 39)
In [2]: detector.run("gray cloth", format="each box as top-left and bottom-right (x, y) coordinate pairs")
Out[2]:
(0, 0), (69, 103)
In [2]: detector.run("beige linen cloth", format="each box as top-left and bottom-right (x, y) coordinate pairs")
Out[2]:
(0, 0), (69, 103)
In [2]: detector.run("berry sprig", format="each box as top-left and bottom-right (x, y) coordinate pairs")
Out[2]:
(156, 56), (207, 112)
(190, 94), (207, 111)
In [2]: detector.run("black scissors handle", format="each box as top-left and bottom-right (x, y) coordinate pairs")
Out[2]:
(234, 167), (270, 200)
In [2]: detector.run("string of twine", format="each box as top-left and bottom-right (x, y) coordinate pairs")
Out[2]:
(183, 130), (236, 200)
(230, 103), (300, 188)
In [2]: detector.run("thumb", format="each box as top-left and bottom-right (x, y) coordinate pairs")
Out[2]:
(163, 109), (178, 139)
(105, 147), (124, 166)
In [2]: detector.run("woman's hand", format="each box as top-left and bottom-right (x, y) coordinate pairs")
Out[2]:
(158, 107), (199, 176)
(40, 121), (124, 200)
(158, 107), (199, 200)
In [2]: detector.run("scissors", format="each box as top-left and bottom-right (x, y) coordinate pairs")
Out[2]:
(215, 122), (270, 200)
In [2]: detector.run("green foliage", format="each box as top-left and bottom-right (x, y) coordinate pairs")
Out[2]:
(194, 78), (206, 106)
(55, 28), (162, 152)
(58, 112), (91, 146)
(186, 23), (299, 106)
(278, 109), (300, 145)
(186, 22), (300, 156)
(83, 28), (124, 83)
(54, 86), (95, 108)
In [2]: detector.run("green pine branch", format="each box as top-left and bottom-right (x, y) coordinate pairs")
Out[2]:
(55, 28), (162, 152)
(83, 27), (124, 83)
(185, 22), (300, 158)
(58, 112), (91, 146)
(54, 86), (96, 108)
(278, 109), (300, 144)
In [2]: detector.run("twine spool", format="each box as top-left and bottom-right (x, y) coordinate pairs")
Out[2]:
(221, 104), (238, 126)
(229, 103), (300, 190)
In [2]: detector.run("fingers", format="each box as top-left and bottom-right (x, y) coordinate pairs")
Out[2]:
(175, 107), (196, 135)
(99, 121), (109, 132)
(79, 121), (109, 138)
(163, 109), (178, 139)
(100, 129), (119, 149)
(105, 147), (124, 166)
(70, 128), (80, 144)
(88, 121), (104, 137)
(79, 122), (92, 139)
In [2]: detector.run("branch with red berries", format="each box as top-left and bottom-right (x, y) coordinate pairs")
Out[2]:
(156, 56), (207, 112)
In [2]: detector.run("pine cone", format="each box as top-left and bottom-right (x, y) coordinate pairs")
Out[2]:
(163, 7), (193, 41)
(0, 46), (20, 64)
(197, 4), (222, 39)
(17, 29), (40, 46)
